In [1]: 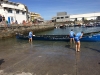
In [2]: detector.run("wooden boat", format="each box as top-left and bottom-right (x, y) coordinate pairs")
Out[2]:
(16, 34), (70, 41)
(16, 33), (100, 42)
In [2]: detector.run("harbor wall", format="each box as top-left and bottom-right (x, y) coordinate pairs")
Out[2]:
(0, 24), (55, 39)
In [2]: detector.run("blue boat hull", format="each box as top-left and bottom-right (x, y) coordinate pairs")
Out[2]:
(81, 34), (100, 42)
(16, 34), (100, 42)
(16, 34), (70, 41)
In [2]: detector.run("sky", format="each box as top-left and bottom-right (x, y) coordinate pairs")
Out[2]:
(11, 0), (100, 20)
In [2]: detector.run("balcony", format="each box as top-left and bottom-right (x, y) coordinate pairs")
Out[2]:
(1, 3), (26, 11)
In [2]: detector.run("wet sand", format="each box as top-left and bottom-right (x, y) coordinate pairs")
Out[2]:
(0, 39), (100, 75)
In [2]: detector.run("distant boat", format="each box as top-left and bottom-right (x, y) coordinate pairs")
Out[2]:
(59, 25), (66, 28)
(96, 24), (100, 27)
(85, 25), (94, 27)
(74, 24), (82, 27)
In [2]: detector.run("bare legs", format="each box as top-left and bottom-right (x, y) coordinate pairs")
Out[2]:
(75, 41), (80, 52)
(70, 38), (75, 44)
(73, 38), (75, 44)
(29, 38), (32, 43)
(70, 38), (72, 44)
(70, 38), (75, 48)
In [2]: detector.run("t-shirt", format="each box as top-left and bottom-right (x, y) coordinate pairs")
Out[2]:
(29, 32), (33, 36)
(70, 31), (74, 36)
(75, 32), (82, 38)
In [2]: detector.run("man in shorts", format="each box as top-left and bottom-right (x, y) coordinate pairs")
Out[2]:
(74, 31), (84, 52)
(28, 31), (33, 42)
(69, 29), (75, 44)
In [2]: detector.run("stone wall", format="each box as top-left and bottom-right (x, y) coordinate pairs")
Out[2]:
(0, 24), (54, 39)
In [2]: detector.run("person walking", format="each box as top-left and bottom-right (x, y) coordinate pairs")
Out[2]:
(28, 31), (33, 43)
(74, 31), (84, 52)
(69, 29), (75, 44)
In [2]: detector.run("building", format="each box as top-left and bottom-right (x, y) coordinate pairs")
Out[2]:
(0, 0), (27, 24)
(57, 12), (67, 16)
(27, 11), (31, 21)
(52, 12), (100, 24)
(70, 12), (100, 21)
(52, 12), (70, 22)
(30, 12), (44, 22)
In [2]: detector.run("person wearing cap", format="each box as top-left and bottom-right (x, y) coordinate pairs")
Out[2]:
(69, 29), (75, 44)
(74, 31), (84, 52)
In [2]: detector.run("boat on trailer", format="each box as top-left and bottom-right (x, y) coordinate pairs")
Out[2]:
(16, 33), (100, 42)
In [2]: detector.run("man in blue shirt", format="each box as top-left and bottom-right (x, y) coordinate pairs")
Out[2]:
(69, 29), (75, 44)
(74, 31), (84, 52)
(28, 31), (33, 42)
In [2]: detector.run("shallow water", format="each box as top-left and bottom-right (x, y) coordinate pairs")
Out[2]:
(0, 27), (100, 74)
(0, 27), (100, 54)
(36, 27), (100, 35)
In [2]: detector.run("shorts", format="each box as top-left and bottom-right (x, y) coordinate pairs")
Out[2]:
(28, 36), (32, 38)
(70, 36), (74, 38)
(74, 37), (80, 42)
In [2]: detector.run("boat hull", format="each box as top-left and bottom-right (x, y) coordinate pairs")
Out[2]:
(16, 34), (100, 42)
(16, 34), (70, 41)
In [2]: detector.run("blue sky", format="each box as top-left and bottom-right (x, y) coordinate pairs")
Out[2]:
(11, 0), (100, 20)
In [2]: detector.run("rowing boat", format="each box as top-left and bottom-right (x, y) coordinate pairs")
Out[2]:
(16, 33), (100, 42)
(16, 34), (70, 41)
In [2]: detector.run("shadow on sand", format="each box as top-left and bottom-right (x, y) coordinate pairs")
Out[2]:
(84, 47), (100, 65)
(0, 59), (5, 67)
(65, 44), (75, 51)
(85, 47), (100, 53)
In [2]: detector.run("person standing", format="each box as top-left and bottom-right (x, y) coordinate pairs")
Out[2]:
(15, 20), (18, 24)
(2, 15), (5, 21)
(69, 29), (75, 44)
(0, 14), (2, 23)
(2, 15), (7, 27)
(28, 31), (33, 42)
(74, 31), (84, 52)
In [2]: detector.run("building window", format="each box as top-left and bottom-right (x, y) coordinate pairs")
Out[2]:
(75, 18), (77, 21)
(8, 9), (12, 13)
(82, 17), (84, 21)
(57, 17), (60, 19)
(22, 12), (25, 15)
(61, 17), (64, 19)
(4, 8), (7, 11)
(16, 10), (19, 14)
(65, 16), (69, 18)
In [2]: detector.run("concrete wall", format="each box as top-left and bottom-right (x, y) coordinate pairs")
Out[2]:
(0, 24), (55, 39)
